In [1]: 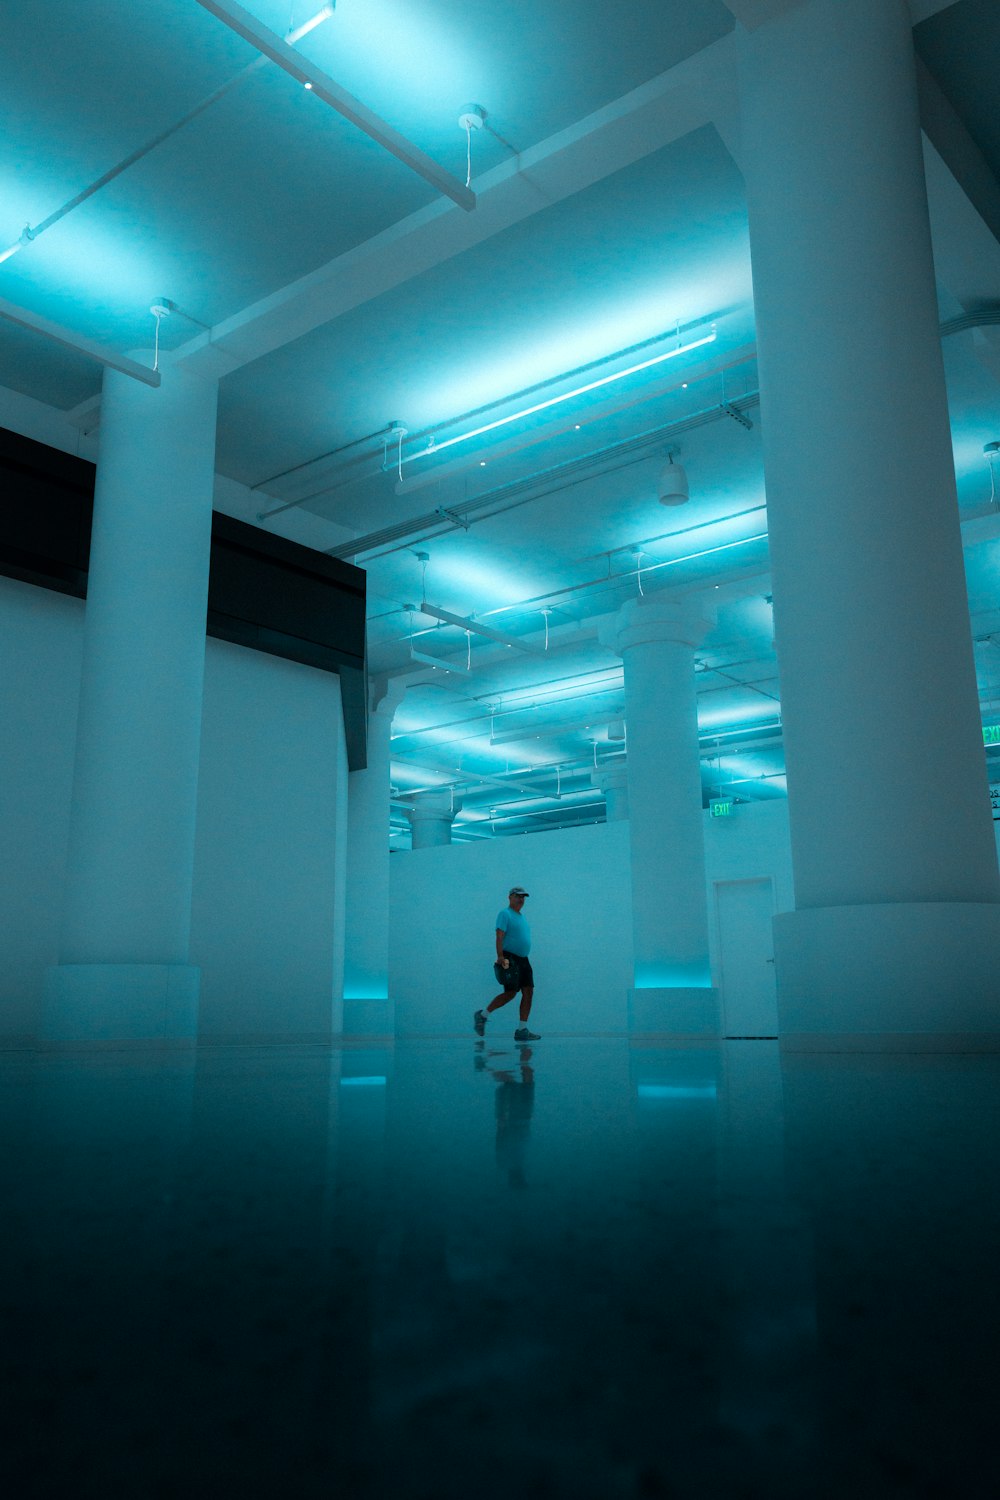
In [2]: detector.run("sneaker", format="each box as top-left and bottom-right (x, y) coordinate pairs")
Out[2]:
(473, 1009), (487, 1036)
(514, 1026), (540, 1042)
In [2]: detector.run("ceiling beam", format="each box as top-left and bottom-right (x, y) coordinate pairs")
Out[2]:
(0, 294), (160, 388)
(718, 0), (803, 30)
(723, 1), (961, 26)
(917, 57), (1000, 249)
(191, 0), (474, 212)
(908, 1), (961, 23)
(170, 36), (734, 379)
(923, 138), (1000, 385)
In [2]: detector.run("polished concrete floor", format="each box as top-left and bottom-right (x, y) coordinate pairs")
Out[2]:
(1, 1035), (997, 1498)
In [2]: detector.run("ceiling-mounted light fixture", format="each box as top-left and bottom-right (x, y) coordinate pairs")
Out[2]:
(418, 600), (540, 655)
(403, 327), (717, 468)
(657, 447), (689, 505)
(286, 3), (335, 45)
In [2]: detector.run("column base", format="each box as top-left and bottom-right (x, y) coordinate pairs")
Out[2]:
(41, 964), (200, 1044)
(774, 903), (1000, 1046)
(628, 986), (721, 1037)
(341, 996), (396, 1036)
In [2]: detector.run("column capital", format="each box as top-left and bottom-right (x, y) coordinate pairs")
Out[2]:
(370, 674), (408, 720)
(405, 790), (463, 849)
(590, 764), (629, 796)
(601, 595), (715, 657)
(405, 790), (463, 826)
(591, 763), (629, 821)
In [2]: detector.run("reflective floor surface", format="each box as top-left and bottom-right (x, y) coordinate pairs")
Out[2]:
(1, 1035), (997, 1498)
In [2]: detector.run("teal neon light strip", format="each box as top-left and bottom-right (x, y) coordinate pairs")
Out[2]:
(340, 1076), (387, 1088)
(404, 332), (717, 464)
(637, 1084), (718, 1099)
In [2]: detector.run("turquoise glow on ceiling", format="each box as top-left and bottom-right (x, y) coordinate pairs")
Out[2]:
(414, 552), (559, 621)
(0, 212), (164, 333)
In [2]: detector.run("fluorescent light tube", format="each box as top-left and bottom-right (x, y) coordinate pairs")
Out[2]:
(286, 3), (335, 44)
(404, 331), (717, 465)
(418, 600), (540, 654)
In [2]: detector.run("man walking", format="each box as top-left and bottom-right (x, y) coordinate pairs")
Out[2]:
(474, 886), (540, 1041)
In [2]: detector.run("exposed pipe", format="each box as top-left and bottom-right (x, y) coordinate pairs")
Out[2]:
(193, 0), (476, 210)
(327, 310), (1000, 565)
(0, 8), (338, 267)
(255, 423), (398, 517)
(327, 391), (761, 560)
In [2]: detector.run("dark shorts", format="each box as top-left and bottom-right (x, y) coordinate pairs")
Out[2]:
(502, 951), (533, 991)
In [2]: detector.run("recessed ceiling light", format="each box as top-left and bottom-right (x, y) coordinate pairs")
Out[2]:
(304, 81), (313, 89)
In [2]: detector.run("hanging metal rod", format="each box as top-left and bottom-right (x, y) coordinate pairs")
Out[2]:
(193, 0), (476, 210)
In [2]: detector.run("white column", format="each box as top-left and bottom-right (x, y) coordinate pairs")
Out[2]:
(407, 791), (462, 849)
(591, 764), (629, 821)
(342, 678), (405, 1035)
(42, 358), (219, 1043)
(738, 0), (1000, 1037)
(606, 595), (720, 1035)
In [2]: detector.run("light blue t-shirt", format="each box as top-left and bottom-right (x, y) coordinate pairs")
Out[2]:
(496, 906), (531, 957)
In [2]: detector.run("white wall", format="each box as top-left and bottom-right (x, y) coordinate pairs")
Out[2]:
(389, 821), (634, 1036)
(190, 641), (347, 1041)
(0, 576), (349, 1041)
(0, 578), (84, 1039)
(388, 801), (797, 1036)
(704, 799), (796, 977)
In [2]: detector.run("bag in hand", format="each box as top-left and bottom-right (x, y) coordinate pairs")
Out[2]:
(493, 956), (521, 989)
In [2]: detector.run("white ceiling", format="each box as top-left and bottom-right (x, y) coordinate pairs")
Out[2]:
(3, 0), (1000, 843)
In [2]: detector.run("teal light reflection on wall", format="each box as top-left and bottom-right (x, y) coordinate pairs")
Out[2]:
(634, 962), (712, 989)
(339, 1076), (387, 1088)
(343, 990), (390, 1001)
(637, 1084), (717, 1100)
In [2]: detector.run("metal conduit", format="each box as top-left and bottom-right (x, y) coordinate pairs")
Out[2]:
(327, 308), (1000, 563)
(4, 9), (336, 265)
(326, 392), (761, 560)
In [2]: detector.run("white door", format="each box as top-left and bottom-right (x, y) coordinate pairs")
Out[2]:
(714, 878), (779, 1037)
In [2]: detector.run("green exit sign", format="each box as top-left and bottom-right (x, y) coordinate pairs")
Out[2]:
(710, 798), (733, 818)
(985, 725), (1000, 746)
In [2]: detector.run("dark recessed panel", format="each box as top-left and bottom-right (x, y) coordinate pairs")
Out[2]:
(0, 427), (93, 596)
(208, 512), (365, 674)
(0, 427), (368, 767)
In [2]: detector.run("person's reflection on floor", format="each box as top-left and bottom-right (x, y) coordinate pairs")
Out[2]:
(474, 1041), (536, 1189)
